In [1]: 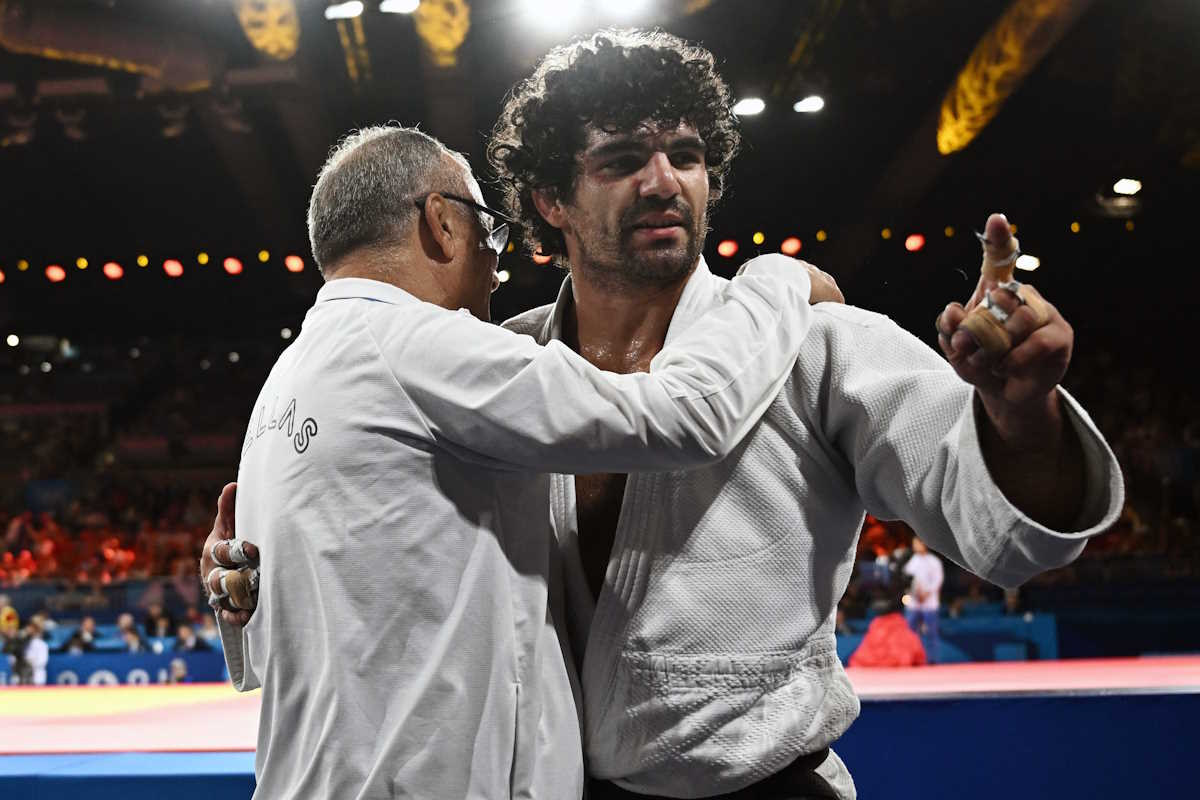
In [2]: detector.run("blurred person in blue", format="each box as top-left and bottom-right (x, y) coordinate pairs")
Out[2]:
(172, 623), (211, 653)
(903, 537), (944, 663)
(65, 615), (97, 653)
(198, 123), (826, 800)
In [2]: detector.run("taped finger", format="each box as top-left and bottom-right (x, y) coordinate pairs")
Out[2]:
(1018, 284), (1053, 327)
(206, 567), (229, 608)
(222, 567), (260, 610)
(211, 538), (254, 568)
(958, 304), (1011, 357)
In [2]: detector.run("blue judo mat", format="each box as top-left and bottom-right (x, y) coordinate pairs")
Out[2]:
(3, 691), (1195, 799)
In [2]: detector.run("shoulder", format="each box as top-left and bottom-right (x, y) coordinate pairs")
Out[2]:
(501, 302), (556, 336)
(782, 302), (957, 409)
(811, 302), (895, 331)
(805, 303), (941, 366)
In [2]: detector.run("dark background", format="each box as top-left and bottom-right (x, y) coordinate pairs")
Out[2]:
(0, 0), (1196, 353)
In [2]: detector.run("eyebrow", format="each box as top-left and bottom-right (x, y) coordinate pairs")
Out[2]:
(584, 135), (707, 162)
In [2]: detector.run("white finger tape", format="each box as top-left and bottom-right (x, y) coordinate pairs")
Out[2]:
(205, 567), (228, 607)
(228, 539), (248, 565)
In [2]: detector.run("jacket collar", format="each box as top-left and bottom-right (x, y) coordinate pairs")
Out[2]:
(538, 257), (725, 346)
(314, 276), (420, 307)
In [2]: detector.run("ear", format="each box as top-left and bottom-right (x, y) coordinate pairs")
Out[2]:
(421, 193), (457, 263)
(531, 188), (568, 231)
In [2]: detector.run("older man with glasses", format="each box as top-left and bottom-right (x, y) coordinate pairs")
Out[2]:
(199, 123), (836, 799)
(415, 192), (519, 260)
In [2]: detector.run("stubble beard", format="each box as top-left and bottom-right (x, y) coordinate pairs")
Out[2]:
(572, 207), (707, 293)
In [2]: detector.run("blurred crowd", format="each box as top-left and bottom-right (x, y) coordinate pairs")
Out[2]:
(1, 599), (220, 685)
(1, 336), (1196, 672)
(1, 486), (214, 588)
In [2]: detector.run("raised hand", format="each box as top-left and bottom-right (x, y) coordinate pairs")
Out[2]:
(934, 213), (1073, 436)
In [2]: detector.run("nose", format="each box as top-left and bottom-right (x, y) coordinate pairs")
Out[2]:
(639, 151), (681, 200)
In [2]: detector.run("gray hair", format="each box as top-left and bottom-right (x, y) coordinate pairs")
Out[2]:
(307, 124), (472, 275)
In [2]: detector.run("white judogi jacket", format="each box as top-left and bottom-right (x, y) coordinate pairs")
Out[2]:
(217, 258), (815, 800)
(502, 258), (1124, 799)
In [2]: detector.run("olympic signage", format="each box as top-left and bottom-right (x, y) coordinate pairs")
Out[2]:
(2, 651), (227, 685)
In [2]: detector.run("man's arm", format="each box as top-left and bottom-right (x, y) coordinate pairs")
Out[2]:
(372, 254), (815, 475)
(815, 217), (1122, 588)
(935, 215), (1086, 528)
(823, 314), (1121, 588)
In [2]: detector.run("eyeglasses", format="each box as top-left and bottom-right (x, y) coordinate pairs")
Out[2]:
(414, 193), (520, 257)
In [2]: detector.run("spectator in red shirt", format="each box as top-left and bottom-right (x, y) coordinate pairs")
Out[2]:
(849, 612), (927, 668)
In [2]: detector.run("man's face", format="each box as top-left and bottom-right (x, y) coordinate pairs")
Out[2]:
(560, 122), (709, 289)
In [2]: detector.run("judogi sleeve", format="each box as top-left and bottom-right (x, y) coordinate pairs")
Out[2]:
(816, 305), (1123, 588)
(367, 255), (814, 474)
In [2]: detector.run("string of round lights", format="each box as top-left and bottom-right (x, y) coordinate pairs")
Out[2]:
(0, 253), (311, 283)
(0, 213), (1142, 286)
(704, 215), (1139, 273)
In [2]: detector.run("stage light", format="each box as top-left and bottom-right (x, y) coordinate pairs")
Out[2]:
(224, 257), (244, 275)
(129, 347), (141, 359)
(732, 98), (765, 116)
(1010, 223), (1018, 234)
(1113, 178), (1142, 196)
(944, 226), (955, 238)
(717, 239), (739, 258)
(163, 259), (184, 277)
(76, 257), (88, 270)
(816, 229), (828, 242)
(1015, 254), (1040, 271)
(17, 259), (28, 271)
(46, 265), (66, 283)
(380, 0), (420, 12)
(258, 250), (270, 263)
(1070, 221), (1080, 234)
(752, 231), (765, 246)
(793, 95), (825, 113)
(281, 328), (293, 340)
(325, 1), (364, 20)
(532, 251), (553, 265)
(6, 335), (17, 347)
(102, 262), (124, 280)
(780, 237), (802, 256)
(137, 254), (149, 267)
(497, 269), (511, 283)
(198, 252), (210, 265)
(200, 358), (211, 370)
(18, 365), (29, 376)
(40, 362), (51, 373)
(598, 0), (649, 17)
(0, 269), (5, 284)
(905, 233), (925, 252)
(1125, 220), (1135, 231)
(881, 228), (892, 240)
(284, 255), (305, 272)
(523, 0), (584, 28)
(228, 351), (241, 363)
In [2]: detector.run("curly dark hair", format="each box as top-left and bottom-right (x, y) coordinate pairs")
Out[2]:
(487, 29), (741, 260)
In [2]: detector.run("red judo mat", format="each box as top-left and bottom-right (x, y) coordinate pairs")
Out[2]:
(2, 656), (1198, 756)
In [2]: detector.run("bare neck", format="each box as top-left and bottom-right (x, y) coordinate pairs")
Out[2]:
(565, 267), (694, 374)
(326, 249), (451, 309)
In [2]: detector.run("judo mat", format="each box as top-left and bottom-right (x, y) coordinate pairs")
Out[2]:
(2, 656), (1196, 799)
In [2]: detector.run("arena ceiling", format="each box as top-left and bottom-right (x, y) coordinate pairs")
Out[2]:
(0, 0), (1197, 344)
